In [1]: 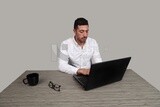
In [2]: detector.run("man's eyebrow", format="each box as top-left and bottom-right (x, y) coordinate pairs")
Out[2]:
(79, 29), (89, 31)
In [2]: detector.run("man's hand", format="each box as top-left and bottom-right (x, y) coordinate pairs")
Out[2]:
(77, 68), (90, 75)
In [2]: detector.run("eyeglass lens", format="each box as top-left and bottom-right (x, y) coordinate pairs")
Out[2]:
(48, 81), (61, 91)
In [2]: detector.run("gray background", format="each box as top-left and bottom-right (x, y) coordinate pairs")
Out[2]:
(0, 0), (159, 92)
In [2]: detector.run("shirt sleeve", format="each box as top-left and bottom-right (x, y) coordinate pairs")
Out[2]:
(91, 39), (102, 64)
(58, 42), (78, 75)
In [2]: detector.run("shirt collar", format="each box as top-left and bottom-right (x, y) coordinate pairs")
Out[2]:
(72, 36), (79, 47)
(72, 36), (88, 48)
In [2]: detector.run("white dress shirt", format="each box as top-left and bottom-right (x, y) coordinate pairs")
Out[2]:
(58, 37), (102, 75)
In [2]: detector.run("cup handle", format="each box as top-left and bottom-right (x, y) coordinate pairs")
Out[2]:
(23, 78), (28, 84)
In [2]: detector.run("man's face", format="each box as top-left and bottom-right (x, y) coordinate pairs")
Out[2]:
(74, 25), (89, 44)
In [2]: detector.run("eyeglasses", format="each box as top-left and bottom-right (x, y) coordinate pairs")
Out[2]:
(48, 81), (61, 91)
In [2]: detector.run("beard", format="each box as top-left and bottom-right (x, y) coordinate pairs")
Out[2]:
(80, 37), (87, 43)
(74, 36), (88, 45)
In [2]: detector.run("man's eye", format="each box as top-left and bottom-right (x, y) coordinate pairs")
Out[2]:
(86, 30), (88, 33)
(80, 31), (84, 33)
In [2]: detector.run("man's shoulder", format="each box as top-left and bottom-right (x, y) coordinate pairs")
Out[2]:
(61, 37), (73, 44)
(87, 37), (96, 41)
(87, 37), (97, 44)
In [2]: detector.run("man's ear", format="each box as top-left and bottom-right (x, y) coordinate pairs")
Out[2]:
(73, 29), (75, 33)
(73, 29), (76, 35)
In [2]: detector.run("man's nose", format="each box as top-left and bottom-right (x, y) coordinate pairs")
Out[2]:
(83, 32), (88, 37)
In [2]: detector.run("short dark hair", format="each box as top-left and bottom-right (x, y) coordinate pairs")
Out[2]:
(74, 17), (89, 29)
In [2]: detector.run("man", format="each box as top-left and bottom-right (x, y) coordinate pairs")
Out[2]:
(58, 17), (102, 75)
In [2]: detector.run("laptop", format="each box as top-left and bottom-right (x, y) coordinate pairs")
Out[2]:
(73, 57), (131, 91)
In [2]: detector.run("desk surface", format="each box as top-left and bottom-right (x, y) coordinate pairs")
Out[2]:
(0, 69), (160, 107)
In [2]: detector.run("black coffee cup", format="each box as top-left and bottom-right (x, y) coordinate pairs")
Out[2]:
(23, 73), (39, 86)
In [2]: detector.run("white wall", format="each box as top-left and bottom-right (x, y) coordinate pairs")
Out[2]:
(0, 0), (160, 92)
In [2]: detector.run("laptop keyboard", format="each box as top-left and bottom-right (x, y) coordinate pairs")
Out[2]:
(77, 75), (88, 85)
